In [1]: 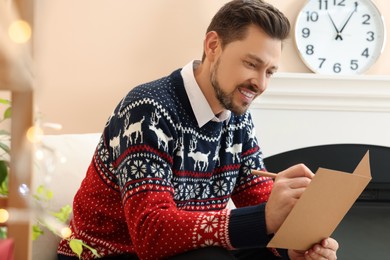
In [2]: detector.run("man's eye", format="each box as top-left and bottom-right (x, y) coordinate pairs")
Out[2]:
(267, 71), (275, 77)
(244, 61), (256, 69)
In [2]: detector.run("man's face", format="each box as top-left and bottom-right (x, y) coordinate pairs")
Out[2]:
(210, 25), (282, 115)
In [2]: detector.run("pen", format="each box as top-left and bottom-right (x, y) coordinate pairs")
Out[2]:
(251, 169), (278, 179)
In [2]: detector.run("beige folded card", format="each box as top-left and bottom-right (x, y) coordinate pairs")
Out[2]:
(267, 151), (372, 250)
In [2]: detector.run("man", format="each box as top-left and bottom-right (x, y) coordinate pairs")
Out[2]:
(58, 0), (339, 259)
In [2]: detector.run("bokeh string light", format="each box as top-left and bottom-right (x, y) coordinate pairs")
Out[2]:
(8, 19), (32, 44)
(0, 0), (32, 227)
(29, 121), (71, 238)
(0, 208), (9, 223)
(0, 120), (70, 239)
(0, 0), (34, 89)
(0, 0), (73, 242)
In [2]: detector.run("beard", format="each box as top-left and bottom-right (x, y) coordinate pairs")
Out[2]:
(210, 58), (253, 116)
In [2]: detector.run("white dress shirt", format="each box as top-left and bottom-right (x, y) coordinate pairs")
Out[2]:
(180, 60), (231, 127)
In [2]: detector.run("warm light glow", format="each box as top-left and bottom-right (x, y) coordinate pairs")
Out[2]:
(35, 149), (44, 160)
(26, 126), (44, 143)
(59, 155), (67, 164)
(61, 227), (72, 238)
(43, 122), (63, 130)
(0, 209), (9, 223)
(8, 20), (32, 44)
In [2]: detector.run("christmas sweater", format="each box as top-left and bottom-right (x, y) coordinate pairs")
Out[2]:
(58, 68), (276, 259)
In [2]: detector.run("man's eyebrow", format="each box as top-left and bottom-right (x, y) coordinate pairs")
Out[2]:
(246, 54), (278, 71)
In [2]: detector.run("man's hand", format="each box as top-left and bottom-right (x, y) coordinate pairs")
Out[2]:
(265, 164), (314, 234)
(288, 238), (339, 260)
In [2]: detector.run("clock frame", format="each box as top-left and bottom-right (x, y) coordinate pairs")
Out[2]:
(294, 0), (386, 75)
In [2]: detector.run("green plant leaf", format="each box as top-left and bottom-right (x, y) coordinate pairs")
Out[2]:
(34, 185), (54, 202)
(69, 239), (83, 259)
(82, 243), (100, 257)
(51, 204), (72, 223)
(0, 129), (10, 136)
(0, 160), (7, 185)
(0, 227), (7, 239)
(36, 185), (44, 195)
(33, 185), (44, 201)
(45, 189), (53, 200)
(3, 107), (11, 120)
(0, 99), (10, 105)
(0, 142), (10, 154)
(0, 175), (8, 195)
(32, 224), (44, 241)
(0, 99), (101, 258)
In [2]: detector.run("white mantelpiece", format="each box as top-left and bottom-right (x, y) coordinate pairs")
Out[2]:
(254, 73), (390, 112)
(250, 73), (390, 157)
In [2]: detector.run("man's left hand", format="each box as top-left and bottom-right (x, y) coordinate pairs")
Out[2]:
(288, 238), (339, 260)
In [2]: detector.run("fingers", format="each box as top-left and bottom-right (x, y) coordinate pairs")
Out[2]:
(322, 238), (339, 251)
(288, 176), (312, 189)
(278, 163), (315, 179)
(265, 164), (314, 233)
(274, 170), (312, 199)
(275, 164), (313, 199)
(304, 251), (328, 260)
(289, 187), (307, 199)
(274, 165), (313, 191)
(305, 238), (339, 260)
(305, 248), (337, 260)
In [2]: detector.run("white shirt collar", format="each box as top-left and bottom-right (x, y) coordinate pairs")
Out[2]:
(181, 60), (231, 127)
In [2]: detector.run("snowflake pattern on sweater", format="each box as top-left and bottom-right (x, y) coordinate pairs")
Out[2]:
(58, 69), (274, 259)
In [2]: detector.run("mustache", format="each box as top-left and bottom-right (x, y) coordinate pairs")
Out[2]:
(237, 82), (259, 94)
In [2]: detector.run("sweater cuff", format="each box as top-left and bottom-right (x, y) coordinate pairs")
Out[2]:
(279, 248), (289, 259)
(228, 203), (269, 248)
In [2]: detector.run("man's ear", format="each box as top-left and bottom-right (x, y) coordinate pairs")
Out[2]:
(204, 31), (221, 62)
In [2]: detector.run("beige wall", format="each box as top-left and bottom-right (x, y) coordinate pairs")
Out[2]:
(34, 0), (390, 134)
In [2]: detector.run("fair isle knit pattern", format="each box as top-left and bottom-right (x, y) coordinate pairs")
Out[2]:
(58, 69), (274, 259)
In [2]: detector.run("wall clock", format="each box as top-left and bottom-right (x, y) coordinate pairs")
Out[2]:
(294, 0), (386, 75)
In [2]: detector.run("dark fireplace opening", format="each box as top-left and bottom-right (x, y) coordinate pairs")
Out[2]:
(263, 144), (390, 259)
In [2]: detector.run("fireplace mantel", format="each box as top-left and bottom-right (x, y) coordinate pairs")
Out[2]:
(253, 73), (390, 113)
(249, 73), (390, 157)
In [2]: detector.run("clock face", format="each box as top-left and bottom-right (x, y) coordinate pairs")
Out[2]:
(295, 0), (386, 75)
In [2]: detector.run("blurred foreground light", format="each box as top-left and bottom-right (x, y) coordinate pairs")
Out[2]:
(26, 126), (44, 143)
(8, 20), (32, 44)
(0, 209), (9, 223)
(43, 122), (63, 130)
(18, 183), (30, 196)
(35, 148), (44, 161)
(59, 155), (67, 164)
(61, 227), (72, 239)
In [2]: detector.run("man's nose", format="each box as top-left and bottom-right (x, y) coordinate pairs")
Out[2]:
(251, 75), (266, 93)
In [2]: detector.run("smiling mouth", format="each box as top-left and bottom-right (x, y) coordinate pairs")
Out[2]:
(239, 88), (256, 100)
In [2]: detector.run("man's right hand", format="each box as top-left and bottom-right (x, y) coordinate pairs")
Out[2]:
(265, 164), (314, 234)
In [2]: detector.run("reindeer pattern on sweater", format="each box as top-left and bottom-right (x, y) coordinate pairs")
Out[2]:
(58, 69), (273, 259)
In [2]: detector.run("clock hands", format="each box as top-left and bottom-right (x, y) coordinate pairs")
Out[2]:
(327, 13), (342, 40)
(327, 1), (358, 41)
(339, 2), (358, 33)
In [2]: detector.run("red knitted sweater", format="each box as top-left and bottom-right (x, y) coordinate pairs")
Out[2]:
(57, 69), (275, 259)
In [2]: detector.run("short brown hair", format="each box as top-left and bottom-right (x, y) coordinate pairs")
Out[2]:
(202, 0), (290, 60)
